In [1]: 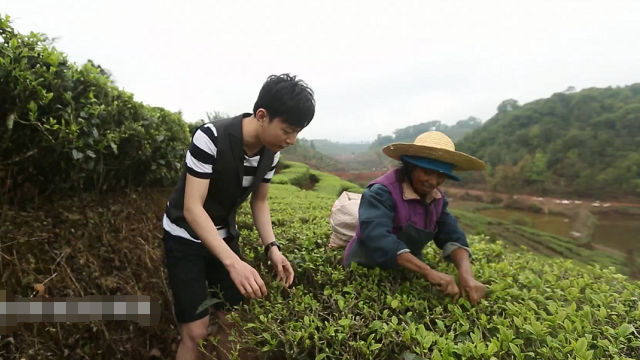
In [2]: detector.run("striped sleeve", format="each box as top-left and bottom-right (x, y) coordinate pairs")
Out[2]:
(262, 152), (280, 183)
(185, 123), (218, 179)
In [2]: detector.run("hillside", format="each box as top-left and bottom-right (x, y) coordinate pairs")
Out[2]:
(279, 138), (348, 172)
(2, 14), (639, 360)
(306, 139), (371, 157)
(454, 85), (640, 201)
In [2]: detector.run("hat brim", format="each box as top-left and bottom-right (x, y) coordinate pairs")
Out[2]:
(382, 143), (486, 171)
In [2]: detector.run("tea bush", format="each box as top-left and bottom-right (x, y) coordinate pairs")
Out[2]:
(225, 184), (640, 360)
(273, 160), (362, 196)
(0, 14), (191, 198)
(272, 161), (312, 188)
(311, 169), (363, 196)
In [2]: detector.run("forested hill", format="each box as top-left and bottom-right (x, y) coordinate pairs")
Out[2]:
(279, 138), (347, 172)
(307, 139), (370, 157)
(455, 84), (640, 200)
(369, 116), (483, 149)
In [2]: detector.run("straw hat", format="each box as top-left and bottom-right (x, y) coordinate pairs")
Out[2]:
(382, 131), (486, 171)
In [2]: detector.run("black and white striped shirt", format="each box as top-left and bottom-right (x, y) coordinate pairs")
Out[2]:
(163, 122), (279, 242)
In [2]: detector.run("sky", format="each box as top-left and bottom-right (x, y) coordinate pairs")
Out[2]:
(4, 0), (640, 142)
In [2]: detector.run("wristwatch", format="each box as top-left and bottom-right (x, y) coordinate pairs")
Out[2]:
(264, 241), (280, 256)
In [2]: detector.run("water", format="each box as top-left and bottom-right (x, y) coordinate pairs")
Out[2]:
(591, 214), (640, 252)
(477, 208), (573, 238)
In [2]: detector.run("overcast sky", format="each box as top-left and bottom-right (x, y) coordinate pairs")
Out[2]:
(4, 0), (640, 142)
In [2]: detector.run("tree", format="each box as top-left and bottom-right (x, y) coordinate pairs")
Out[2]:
(497, 99), (520, 113)
(206, 110), (229, 122)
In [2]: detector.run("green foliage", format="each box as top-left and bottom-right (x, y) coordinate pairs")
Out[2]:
(272, 161), (362, 196)
(311, 170), (363, 196)
(0, 14), (191, 197)
(217, 184), (640, 359)
(272, 161), (313, 188)
(456, 85), (640, 199)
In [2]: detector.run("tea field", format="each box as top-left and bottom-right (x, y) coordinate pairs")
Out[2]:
(221, 182), (640, 360)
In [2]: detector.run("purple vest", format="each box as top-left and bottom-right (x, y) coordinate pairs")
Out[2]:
(345, 168), (444, 261)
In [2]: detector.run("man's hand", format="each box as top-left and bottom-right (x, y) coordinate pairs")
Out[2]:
(458, 274), (486, 305)
(424, 269), (459, 299)
(226, 260), (267, 299)
(267, 248), (294, 287)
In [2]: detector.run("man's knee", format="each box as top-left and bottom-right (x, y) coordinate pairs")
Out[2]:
(180, 317), (210, 344)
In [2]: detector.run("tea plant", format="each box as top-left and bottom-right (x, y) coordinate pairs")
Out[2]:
(273, 161), (362, 196)
(222, 184), (640, 360)
(0, 13), (191, 198)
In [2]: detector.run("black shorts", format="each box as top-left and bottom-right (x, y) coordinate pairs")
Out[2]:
(162, 230), (245, 324)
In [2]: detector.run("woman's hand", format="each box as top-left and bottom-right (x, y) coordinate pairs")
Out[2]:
(458, 274), (487, 305)
(424, 269), (459, 299)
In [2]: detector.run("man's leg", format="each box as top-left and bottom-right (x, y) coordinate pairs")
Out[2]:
(204, 239), (257, 360)
(163, 232), (213, 360)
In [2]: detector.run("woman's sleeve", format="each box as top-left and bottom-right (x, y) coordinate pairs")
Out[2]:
(433, 196), (472, 262)
(358, 184), (410, 269)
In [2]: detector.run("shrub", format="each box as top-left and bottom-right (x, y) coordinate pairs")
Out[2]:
(526, 203), (544, 213)
(273, 161), (362, 196)
(272, 161), (312, 187)
(311, 169), (362, 196)
(0, 13), (191, 199)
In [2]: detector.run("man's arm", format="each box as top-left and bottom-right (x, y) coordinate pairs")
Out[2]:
(250, 182), (277, 246)
(250, 152), (279, 246)
(182, 124), (241, 267)
(183, 124), (267, 298)
(185, 176), (241, 266)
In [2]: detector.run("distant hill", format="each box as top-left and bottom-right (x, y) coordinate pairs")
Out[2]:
(306, 139), (371, 157)
(279, 138), (347, 172)
(369, 116), (483, 150)
(324, 116), (485, 172)
(454, 84), (640, 200)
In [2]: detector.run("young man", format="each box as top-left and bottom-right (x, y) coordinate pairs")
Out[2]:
(162, 74), (316, 360)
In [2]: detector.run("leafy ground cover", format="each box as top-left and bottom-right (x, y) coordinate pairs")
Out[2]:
(224, 184), (640, 360)
(3, 177), (638, 359)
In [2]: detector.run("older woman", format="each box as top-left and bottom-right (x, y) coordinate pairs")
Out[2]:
(343, 131), (487, 305)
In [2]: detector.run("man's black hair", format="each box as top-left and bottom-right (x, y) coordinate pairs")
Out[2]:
(253, 74), (316, 129)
